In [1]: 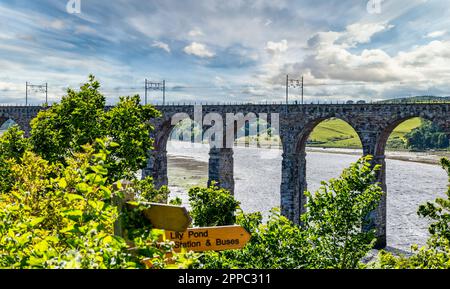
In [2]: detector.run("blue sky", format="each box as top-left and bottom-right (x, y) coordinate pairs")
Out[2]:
(0, 0), (450, 105)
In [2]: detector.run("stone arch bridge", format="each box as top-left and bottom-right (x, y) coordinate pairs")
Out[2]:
(1, 103), (449, 248)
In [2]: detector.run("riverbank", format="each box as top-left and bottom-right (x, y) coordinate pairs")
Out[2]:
(233, 142), (449, 165)
(305, 147), (449, 165)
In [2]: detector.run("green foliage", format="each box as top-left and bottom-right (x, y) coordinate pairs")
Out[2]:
(302, 156), (383, 269)
(418, 158), (450, 241)
(375, 158), (450, 269)
(197, 209), (311, 269)
(188, 184), (241, 227)
(169, 197), (183, 206)
(406, 120), (449, 150)
(0, 125), (29, 194)
(0, 138), (193, 269)
(133, 177), (170, 204)
(29, 75), (160, 182)
(0, 77), (194, 269)
(0, 139), (131, 268)
(0, 125), (28, 162)
(195, 157), (383, 269)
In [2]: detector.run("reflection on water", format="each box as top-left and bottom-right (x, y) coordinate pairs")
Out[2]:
(166, 141), (448, 251)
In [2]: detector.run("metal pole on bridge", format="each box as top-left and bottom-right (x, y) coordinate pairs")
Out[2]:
(144, 79), (148, 105)
(25, 82), (28, 106)
(285, 75), (289, 106)
(301, 75), (304, 105)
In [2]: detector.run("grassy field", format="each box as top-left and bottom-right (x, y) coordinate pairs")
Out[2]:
(307, 117), (422, 149)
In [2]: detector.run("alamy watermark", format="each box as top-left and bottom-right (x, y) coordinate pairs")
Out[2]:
(168, 105), (282, 159)
(66, 0), (81, 14)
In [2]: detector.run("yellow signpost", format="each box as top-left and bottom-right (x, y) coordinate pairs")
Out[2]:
(141, 202), (192, 232)
(165, 225), (251, 252)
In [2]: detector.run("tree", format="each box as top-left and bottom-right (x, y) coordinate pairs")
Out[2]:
(29, 75), (160, 182)
(405, 120), (449, 151)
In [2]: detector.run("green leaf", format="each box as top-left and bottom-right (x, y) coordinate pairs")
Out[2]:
(65, 193), (84, 202)
(75, 183), (90, 193)
(62, 209), (83, 221)
(91, 165), (108, 175)
(58, 178), (67, 189)
(29, 217), (45, 227)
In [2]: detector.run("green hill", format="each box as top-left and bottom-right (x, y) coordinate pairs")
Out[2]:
(308, 118), (422, 149)
(378, 95), (450, 104)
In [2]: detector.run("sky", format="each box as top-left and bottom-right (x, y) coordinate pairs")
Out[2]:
(0, 0), (450, 105)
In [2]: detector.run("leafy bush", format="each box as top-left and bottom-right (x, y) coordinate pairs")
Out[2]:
(301, 155), (383, 269)
(0, 138), (194, 269)
(0, 125), (29, 194)
(133, 177), (170, 204)
(188, 184), (241, 227)
(195, 156), (383, 269)
(0, 139), (130, 268)
(197, 209), (311, 269)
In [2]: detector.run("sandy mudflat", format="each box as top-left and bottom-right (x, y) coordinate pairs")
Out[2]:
(305, 147), (449, 165)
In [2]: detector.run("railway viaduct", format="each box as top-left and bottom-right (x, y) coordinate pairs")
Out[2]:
(1, 103), (449, 248)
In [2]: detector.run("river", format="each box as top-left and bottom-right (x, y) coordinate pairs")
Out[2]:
(166, 141), (448, 252)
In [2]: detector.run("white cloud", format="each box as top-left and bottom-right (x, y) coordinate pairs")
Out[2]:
(267, 20), (450, 100)
(46, 19), (66, 30)
(184, 42), (215, 58)
(340, 22), (394, 47)
(74, 25), (97, 35)
(425, 30), (446, 38)
(188, 28), (204, 37)
(265, 39), (288, 55)
(152, 41), (171, 53)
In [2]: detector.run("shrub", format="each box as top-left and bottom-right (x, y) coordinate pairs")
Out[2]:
(195, 156), (383, 269)
(188, 184), (241, 227)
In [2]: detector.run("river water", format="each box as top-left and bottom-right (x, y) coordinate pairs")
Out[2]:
(166, 141), (448, 252)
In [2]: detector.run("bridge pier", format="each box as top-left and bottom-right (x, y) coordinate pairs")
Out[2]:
(372, 155), (387, 249)
(280, 146), (307, 224)
(361, 132), (387, 249)
(208, 148), (235, 194)
(142, 149), (168, 189)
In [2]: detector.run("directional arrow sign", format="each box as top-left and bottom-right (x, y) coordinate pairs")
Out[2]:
(139, 202), (192, 232)
(165, 225), (251, 252)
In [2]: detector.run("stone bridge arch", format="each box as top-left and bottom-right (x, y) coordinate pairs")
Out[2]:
(280, 113), (363, 223)
(143, 107), (236, 192)
(366, 112), (450, 248)
(376, 114), (450, 157)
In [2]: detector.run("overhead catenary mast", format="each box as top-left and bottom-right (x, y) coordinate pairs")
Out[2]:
(145, 78), (166, 105)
